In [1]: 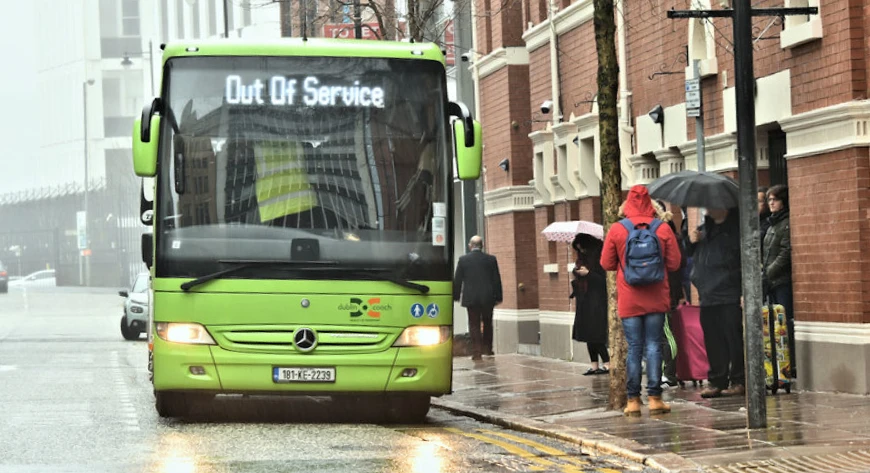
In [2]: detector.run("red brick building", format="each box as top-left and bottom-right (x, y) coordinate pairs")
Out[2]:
(468, 0), (870, 393)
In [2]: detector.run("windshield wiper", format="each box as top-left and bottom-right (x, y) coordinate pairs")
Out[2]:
(180, 260), (339, 291)
(179, 260), (429, 293)
(346, 269), (430, 294)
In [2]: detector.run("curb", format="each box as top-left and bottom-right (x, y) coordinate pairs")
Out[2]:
(432, 398), (702, 473)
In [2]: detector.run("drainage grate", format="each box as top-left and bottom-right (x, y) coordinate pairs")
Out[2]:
(707, 450), (870, 473)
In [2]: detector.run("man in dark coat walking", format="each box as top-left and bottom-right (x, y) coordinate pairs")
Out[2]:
(453, 235), (503, 360)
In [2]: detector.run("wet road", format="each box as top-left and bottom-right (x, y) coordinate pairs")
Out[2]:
(0, 288), (649, 472)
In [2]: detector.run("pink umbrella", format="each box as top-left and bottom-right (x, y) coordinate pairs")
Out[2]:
(541, 221), (604, 243)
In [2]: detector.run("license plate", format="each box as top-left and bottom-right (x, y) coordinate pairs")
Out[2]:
(273, 367), (336, 383)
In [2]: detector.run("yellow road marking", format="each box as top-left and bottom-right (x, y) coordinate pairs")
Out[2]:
(477, 429), (591, 468)
(442, 427), (586, 473)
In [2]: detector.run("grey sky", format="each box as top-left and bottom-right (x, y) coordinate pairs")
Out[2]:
(0, 0), (38, 196)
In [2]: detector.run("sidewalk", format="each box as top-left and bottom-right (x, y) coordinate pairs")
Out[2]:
(432, 354), (870, 473)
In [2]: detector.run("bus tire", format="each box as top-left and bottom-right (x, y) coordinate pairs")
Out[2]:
(155, 392), (186, 418)
(155, 392), (212, 418)
(386, 394), (430, 424)
(120, 316), (139, 341)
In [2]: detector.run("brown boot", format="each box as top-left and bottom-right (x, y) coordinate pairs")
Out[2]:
(648, 396), (671, 415)
(623, 397), (642, 417)
(722, 384), (745, 396)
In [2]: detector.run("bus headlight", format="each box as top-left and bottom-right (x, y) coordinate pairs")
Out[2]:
(156, 322), (216, 345)
(393, 326), (451, 347)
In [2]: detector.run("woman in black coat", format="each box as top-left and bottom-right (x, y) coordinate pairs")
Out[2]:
(570, 234), (609, 375)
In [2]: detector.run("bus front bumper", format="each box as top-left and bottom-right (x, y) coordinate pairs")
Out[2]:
(151, 339), (453, 396)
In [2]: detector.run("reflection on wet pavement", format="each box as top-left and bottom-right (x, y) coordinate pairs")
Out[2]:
(444, 354), (870, 468)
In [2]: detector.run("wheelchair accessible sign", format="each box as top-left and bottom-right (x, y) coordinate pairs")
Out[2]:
(410, 303), (440, 319)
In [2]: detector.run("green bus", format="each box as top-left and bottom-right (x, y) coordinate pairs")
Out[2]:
(132, 38), (482, 422)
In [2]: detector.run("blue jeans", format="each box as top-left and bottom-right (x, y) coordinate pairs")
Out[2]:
(621, 313), (665, 398)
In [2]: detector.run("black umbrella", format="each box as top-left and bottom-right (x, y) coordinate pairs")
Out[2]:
(647, 170), (739, 209)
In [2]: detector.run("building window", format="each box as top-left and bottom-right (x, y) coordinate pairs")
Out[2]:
(122, 0), (140, 36)
(162, 0), (170, 42)
(781, 0), (823, 49)
(177, 0), (186, 39)
(243, 0), (252, 27)
(192, 0), (201, 38)
(227, 1), (235, 34)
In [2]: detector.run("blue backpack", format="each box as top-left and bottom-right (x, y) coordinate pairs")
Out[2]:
(619, 218), (665, 286)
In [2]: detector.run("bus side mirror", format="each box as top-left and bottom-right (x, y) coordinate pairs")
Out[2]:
(453, 119), (482, 180)
(141, 233), (153, 269)
(132, 100), (161, 177)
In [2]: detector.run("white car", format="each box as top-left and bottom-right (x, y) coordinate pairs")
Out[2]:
(119, 273), (149, 341)
(9, 269), (56, 289)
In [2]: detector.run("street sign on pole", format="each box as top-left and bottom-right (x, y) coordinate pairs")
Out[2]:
(76, 211), (87, 250)
(686, 78), (702, 118)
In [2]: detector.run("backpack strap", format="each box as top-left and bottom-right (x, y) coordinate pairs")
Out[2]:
(648, 218), (663, 233)
(619, 218), (634, 233)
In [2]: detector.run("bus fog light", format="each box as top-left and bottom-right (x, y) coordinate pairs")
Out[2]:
(401, 368), (418, 377)
(156, 322), (216, 345)
(189, 366), (206, 375)
(393, 326), (451, 347)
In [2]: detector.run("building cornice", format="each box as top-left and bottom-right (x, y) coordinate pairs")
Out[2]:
(539, 310), (574, 326)
(476, 47), (530, 80)
(780, 100), (870, 160)
(796, 321), (870, 345)
(528, 129), (554, 145)
(483, 185), (535, 216)
(493, 308), (540, 322)
(522, 0), (594, 52)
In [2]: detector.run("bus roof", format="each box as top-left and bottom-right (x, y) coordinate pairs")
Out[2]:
(161, 38), (446, 65)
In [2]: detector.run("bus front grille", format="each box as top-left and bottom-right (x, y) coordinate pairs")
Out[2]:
(208, 325), (398, 354)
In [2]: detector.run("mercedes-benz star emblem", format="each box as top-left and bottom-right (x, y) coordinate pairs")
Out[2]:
(293, 327), (317, 353)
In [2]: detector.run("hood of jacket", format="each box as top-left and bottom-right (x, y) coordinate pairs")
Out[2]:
(622, 185), (657, 219)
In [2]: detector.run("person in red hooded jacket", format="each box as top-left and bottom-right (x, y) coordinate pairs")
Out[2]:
(600, 185), (682, 417)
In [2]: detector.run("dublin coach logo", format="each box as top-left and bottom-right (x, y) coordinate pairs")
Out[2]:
(293, 327), (317, 353)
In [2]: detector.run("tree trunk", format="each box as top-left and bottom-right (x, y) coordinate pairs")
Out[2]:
(593, 0), (625, 411)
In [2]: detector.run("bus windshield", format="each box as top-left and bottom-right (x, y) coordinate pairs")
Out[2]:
(155, 56), (452, 281)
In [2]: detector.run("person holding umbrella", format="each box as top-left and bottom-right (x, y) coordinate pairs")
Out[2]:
(570, 233), (609, 375)
(687, 206), (745, 398)
(647, 170), (744, 397)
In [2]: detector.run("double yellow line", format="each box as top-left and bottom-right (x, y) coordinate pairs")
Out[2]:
(443, 427), (624, 473)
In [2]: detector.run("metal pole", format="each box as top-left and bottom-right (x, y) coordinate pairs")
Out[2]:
(733, 0), (766, 429)
(456, 0), (477, 242)
(223, 0), (230, 37)
(693, 59), (706, 172)
(353, 0), (362, 39)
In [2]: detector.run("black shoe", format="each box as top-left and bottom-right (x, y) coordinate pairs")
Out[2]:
(583, 368), (597, 376)
(661, 376), (678, 387)
(594, 367), (609, 375)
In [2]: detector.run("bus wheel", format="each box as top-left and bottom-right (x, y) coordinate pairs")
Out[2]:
(385, 395), (430, 424)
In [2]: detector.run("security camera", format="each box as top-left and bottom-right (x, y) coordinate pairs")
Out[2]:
(540, 100), (553, 114)
(461, 52), (472, 62)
